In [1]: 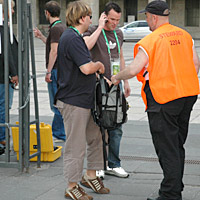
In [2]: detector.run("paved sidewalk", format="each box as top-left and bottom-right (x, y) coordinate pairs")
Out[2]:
(0, 39), (200, 200)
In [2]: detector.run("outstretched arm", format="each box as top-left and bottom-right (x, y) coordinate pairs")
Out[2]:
(111, 49), (148, 84)
(33, 27), (47, 44)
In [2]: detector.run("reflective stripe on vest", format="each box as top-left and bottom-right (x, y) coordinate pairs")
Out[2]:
(135, 23), (200, 109)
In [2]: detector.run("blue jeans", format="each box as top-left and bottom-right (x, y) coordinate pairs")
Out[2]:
(0, 83), (14, 142)
(47, 69), (66, 141)
(107, 126), (123, 168)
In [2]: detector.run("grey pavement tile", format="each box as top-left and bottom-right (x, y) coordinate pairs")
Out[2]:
(191, 116), (200, 123)
(185, 148), (200, 158)
(127, 106), (145, 113)
(184, 164), (200, 176)
(0, 167), (19, 179)
(34, 55), (45, 62)
(134, 162), (162, 174)
(183, 174), (200, 187)
(183, 185), (200, 200)
(120, 161), (145, 172)
(193, 102), (200, 109)
(193, 191), (200, 200)
(34, 186), (66, 200)
(128, 113), (148, 121)
(120, 143), (155, 157)
(0, 173), (65, 199)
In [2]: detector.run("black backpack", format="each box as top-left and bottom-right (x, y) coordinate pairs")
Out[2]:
(92, 74), (129, 130)
(92, 75), (129, 170)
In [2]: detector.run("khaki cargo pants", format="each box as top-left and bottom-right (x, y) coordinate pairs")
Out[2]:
(56, 100), (104, 184)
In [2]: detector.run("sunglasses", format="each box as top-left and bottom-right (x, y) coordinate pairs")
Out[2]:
(81, 15), (92, 20)
(88, 15), (92, 19)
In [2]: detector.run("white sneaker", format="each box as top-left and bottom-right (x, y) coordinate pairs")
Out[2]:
(53, 137), (65, 143)
(105, 167), (129, 178)
(54, 139), (65, 143)
(96, 170), (105, 179)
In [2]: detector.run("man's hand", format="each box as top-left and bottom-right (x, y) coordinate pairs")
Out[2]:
(33, 27), (42, 38)
(45, 73), (52, 83)
(33, 27), (47, 43)
(10, 75), (18, 86)
(99, 12), (108, 29)
(103, 76), (112, 87)
(97, 61), (105, 74)
(111, 75), (120, 85)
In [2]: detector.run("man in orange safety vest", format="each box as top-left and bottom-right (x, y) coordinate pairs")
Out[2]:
(111, 1), (200, 200)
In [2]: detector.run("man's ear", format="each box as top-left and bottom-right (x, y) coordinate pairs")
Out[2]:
(152, 14), (158, 23)
(45, 10), (50, 17)
(79, 16), (85, 24)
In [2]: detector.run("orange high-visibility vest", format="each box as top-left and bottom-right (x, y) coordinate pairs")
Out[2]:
(135, 23), (200, 109)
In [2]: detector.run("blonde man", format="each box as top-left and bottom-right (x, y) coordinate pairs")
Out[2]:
(55, 1), (110, 199)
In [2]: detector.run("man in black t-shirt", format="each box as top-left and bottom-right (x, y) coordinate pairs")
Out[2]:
(34, 1), (66, 142)
(55, 1), (110, 199)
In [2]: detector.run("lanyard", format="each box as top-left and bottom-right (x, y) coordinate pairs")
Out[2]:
(102, 29), (120, 56)
(69, 26), (82, 36)
(51, 20), (61, 28)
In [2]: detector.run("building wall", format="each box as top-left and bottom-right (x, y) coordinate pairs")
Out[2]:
(138, 0), (148, 20)
(83, 0), (99, 25)
(137, 0), (200, 39)
(29, 0), (200, 39)
(168, 0), (185, 27)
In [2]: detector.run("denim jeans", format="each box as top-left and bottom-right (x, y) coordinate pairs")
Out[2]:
(47, 69), (66, 141)
(0, 83), (14, 142)
(107, 125), (123, 168)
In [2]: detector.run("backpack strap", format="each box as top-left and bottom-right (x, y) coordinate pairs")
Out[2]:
(114, 85), (120, 124)
(99, 74), (107, 94)
(100, 125), (108, 170)
(121, 86), (128, 123)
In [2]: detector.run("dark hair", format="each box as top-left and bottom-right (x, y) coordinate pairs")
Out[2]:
(104, 2), (121, 15)
(45, 1), (60, 17)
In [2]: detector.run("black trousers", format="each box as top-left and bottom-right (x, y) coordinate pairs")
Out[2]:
(144, 82), (197, 200)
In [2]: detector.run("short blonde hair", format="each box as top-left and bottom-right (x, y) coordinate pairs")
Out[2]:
(66, 1), (91, 26)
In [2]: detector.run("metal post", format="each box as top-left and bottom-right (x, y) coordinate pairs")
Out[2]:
(18, 0), (23, 172)
(18, 0), (30, 172)
(23, 2), (30, 172)
(4, 0), (10, 163)
(0, 0), (40, 171)
(27, 3), (41, 167)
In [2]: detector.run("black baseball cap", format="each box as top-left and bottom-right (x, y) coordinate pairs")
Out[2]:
(139, 0), (170, 16)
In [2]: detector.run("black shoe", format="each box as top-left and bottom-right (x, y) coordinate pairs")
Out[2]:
(147, 197), (162, 200)
(0, 143), (5, 155)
